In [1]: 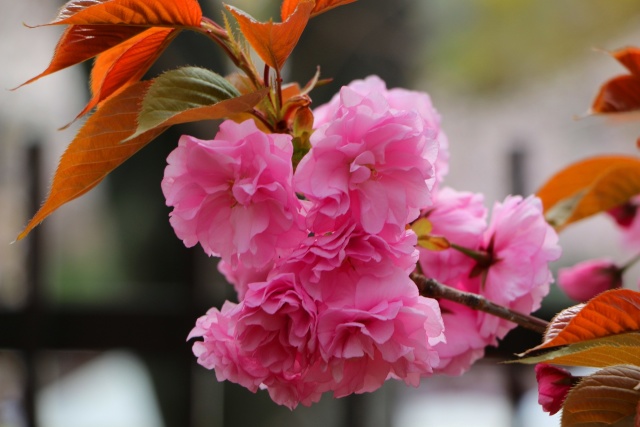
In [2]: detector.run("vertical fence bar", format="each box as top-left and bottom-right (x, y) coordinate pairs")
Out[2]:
(509, 144), (528, 196)
(24, 142), (43, 427)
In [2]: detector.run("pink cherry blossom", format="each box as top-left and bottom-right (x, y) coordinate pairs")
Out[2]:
(235, 273), (317, 373)
(295, 77), (439, 237)
(217, 260), (272, 300)
(189, 273), (324, 409)
(414, 187), (492, 375)
(427, 195), (560, 375)
(189, 302), (268, 393)
(162, 119), (306, 270)
(313, 75), (449, 182)
(432, 302), (489, 376)
(418, 186), (487, 285)
(607, 198), (638, 228)
(535, 363), (575, 415)
(275, 221), (444, 396)
(478, 195), (561, 340)
(558, 258), (622, 302)
(386, 85), (449, 183)
(609, 195), (640, 250)
(278, 221), (420, 302)
(316, 281), (443, 396)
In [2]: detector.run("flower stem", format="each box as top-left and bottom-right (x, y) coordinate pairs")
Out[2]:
(450, 243), (492, 265)
(199, 18), (263, 88)
(620, 252), (640, 274)
(410, 272), (549, 334)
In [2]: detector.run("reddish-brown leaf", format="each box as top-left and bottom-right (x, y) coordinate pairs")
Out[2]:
(591, 47), (640, 114)
(14, 25), (144, 89)
(281, 0), (357, 20)
(17, 81), (167, 240)
(544, 304), (585, 343)
(226, 0), (314, 70)
(49, 0), (202, 27)
(592, 75), (640, 114)
(536, 155), (640, 230)
(612, 47), (640, 76)
(531, 289), (640, 352)
(281, 82), (302, 102)
(69, 27), (178, 125)
(562, 365), (640, 427)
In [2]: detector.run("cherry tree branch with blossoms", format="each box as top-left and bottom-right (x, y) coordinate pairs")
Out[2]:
(13, 0), (640, 422)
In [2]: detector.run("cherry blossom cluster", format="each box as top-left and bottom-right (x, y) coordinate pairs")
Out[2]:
(420, 188), (560, 374)
(161, 76), (561, 407)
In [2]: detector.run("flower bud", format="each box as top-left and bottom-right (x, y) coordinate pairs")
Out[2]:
(535, 363), (576, 415)
(558, 258), (622, 302)
(607, 200), (638, 228)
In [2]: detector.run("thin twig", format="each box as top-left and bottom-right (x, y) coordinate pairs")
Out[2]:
(410, 273), (549, 335)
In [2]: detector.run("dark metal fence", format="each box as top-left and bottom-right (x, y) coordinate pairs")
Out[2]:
(0, 144), (198, 427)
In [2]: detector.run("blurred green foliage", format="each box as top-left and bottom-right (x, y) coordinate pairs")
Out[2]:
(421, 0), (640, 93)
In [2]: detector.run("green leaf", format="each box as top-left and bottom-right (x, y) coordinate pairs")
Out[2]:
(128, 67), (247, 139)
(562, 365), (640, 427)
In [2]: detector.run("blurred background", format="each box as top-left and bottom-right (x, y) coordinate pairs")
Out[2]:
(2, 0), (640, 426)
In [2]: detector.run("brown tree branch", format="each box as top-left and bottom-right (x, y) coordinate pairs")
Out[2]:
(410, 272), (549, 335)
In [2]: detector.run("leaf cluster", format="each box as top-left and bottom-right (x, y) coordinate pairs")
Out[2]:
(516, 290), (640, 426)
(15, 0), (356, 240)
(525, 47), (640, 427)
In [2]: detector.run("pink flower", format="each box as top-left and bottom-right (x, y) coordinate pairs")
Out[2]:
(418, 186), (487, 285)
(321, 294), (444, 396)
(313, 75), (449, 183)
(295, 76), (439, 237)
(235, 273), (317, 373)
(217, 260), (271, 300)
(162, 119), (306, 270)
(478, 195), (561, 340)
(535, 363), (575, 415)
(558, 258), (622, 302)
(411, 188), (487, 375)
(429, 300), (491, 376)
(276, 221), (445, 396)
(279, 221), (420, 302)
(609, 195), (640, 250)
(189, 273), (324, 409)
(189, 302), (268, 392)
(385, 85), (449, 183)
(430, 195), (561, 375)
(607, 199), (638, 228)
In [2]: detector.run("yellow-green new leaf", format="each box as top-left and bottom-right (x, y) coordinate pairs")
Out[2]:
(516, 332), (640, 368)
(562, 365), (640, 427)
(411, 217), (451, 251)
(128, 67), (251, 140)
